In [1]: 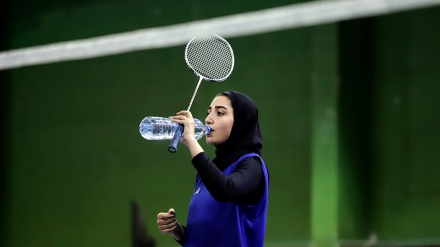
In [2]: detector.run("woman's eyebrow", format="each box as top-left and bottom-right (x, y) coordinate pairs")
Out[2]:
(207, 106), (228, 110)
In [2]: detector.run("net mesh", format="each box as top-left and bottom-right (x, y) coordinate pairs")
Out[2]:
(185, 35), (234, 82)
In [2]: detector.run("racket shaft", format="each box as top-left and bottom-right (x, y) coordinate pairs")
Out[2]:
(187, 77), (203, 111)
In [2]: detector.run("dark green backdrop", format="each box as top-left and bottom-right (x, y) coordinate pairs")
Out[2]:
(1, 1), (439, 247)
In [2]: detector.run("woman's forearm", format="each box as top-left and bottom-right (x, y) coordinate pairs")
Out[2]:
(186, 137), (204, 158)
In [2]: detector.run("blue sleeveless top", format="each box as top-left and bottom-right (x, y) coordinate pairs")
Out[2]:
(184, 153), (269, 247)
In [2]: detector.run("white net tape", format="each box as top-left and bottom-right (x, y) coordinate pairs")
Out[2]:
(0, 0), (439, 71)
(185, 35), (234, 82)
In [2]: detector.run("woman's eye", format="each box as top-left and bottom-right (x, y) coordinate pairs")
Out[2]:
(217, 112), (224, 116)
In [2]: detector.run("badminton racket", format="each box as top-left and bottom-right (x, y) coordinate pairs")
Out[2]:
(168, 34), (234, 153)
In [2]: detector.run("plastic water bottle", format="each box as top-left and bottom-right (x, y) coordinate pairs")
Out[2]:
(139, 116), (211, 140)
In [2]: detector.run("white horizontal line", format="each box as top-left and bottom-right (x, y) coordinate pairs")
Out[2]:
(0, 0), (439, 70)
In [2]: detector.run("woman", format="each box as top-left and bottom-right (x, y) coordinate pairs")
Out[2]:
(156, 91), (269, 247)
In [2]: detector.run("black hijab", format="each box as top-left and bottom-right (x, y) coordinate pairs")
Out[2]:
(212, 91), (263, 169)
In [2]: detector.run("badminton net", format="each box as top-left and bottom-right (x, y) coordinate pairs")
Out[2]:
(0, 0), (439, 70)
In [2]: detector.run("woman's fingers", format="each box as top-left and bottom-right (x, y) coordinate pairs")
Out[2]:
(158, 219), (178, 232)
(169, 111), (197, 146)
(157, 209), (178, 234)
(176, 110), (192, 117)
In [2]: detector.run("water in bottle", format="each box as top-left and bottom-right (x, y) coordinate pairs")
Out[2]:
(139, 116), (210, 140)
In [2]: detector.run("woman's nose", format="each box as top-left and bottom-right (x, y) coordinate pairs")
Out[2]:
(205, 115), (213, 125)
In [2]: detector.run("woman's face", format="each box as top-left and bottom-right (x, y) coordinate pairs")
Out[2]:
(205, 95), (234, 146)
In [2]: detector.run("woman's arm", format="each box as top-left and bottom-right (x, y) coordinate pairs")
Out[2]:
(192, 153), (263, 202)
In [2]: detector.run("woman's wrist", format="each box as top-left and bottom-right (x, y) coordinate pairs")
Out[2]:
(170, 223), (184, 241)
(187, 138), (203, 158)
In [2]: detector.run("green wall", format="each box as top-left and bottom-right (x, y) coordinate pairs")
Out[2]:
(370, 8), (440, 239)
(1, 1), (440, 247)
(338, 7), (440, 243)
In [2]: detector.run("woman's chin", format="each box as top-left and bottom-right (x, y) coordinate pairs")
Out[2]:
(205, 137), (216, 146)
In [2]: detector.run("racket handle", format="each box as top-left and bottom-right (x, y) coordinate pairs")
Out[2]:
(168, 124), (184, 153)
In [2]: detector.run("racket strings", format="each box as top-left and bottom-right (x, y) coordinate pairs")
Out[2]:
(185, 35), (234, 82)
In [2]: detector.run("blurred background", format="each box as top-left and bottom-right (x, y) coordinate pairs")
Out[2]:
(1, 0), (439, 247)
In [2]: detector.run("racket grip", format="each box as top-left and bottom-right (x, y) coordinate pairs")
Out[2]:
(168, 124), (184, 153)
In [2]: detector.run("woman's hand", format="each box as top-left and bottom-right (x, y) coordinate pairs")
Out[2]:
(169, 110), (196, 146)
(157, 208), (184, 241)
(170, 110), (204, 158)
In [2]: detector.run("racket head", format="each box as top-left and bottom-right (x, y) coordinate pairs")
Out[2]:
(184, 34), (234, 82)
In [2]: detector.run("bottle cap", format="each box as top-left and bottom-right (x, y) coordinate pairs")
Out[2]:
(204, 126), (211, 135)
